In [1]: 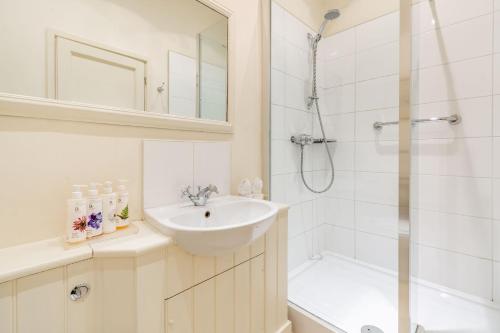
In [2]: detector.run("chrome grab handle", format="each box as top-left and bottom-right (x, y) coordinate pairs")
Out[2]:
(373, 114), (461, 130)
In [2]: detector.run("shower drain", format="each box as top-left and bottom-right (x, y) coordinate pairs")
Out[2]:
(360, 325), (384, 333)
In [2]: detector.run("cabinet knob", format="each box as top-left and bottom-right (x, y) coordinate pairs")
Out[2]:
(69, 284), (90, 301)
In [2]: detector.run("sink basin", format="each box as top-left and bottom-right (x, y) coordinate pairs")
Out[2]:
(144, 196), (279, 256)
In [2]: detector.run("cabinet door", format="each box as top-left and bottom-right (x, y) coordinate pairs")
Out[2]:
(215, 269), (235, 333)
(17, 267), (65, 333)
(67, 259), (96, 333)
(194, 279), (215, 333)
(251, 255), (265, 333)
(0, 282), (13, 333)
(165, 289), (193, 333)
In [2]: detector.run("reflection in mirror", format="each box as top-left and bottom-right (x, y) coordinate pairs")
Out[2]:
(0, 0), (228, 122)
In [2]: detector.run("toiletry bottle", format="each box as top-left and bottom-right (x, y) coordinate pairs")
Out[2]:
(66, 185), (88, 243)
(102, 181), (117, 234)
(86, 183), (103, 237)
(115, 180), (129, 228)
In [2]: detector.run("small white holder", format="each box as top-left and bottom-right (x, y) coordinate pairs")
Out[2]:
(238, 178), (264, 199)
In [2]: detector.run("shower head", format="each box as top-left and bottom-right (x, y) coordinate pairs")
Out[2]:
(317, 9), (341, 36)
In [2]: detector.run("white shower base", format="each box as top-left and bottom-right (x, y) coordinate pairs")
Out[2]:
(288, 252), (500, 333)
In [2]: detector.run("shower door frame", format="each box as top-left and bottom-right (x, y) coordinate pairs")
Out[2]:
(398, 0), (412, 332)
(264, 0), (414, 331)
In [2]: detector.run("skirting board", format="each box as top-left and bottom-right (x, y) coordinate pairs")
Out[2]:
(276, 320), (293, 333)
(288, 303), (342, 333)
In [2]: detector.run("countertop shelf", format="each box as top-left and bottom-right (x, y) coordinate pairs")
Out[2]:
(0, 221), (171, 283)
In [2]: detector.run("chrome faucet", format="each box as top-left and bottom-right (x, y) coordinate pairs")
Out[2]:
(181, 184), (219, 206)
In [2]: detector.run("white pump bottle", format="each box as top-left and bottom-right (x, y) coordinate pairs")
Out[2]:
(66, 185), (88, 243)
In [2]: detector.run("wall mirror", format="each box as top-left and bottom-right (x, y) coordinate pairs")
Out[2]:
(0, 0), (228, 123)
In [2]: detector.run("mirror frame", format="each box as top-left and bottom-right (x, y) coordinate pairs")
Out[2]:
(0, 0), (232, 134)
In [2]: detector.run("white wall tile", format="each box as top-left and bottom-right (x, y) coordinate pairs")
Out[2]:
(355, 141), (399, 173)
(496, 0), (500, 11)
(271, 105), (286, 140)
(286, 108), (312, 138)
(495, 262), (500, 304)
(495, 220), (500, 262)
(355, 172), (399, 206)
(495, 96), (500, 136)
(271, 69), (285, 106)
(356, 108), (399, 142)
(496, 12), (500, 53)
(321, 170), (355, 200)
(412, 0), (493, 34)
(325, 55), (356, 88)
(494, 54), (500, 95)
(271, 36), (285, 72)
(324, 197), (355, 229)
(284, 10), (312, 51)
(285, 42), (309, 80)
(411, 245), (492, 300)
(413, 137), (492, 178)
(413, 14), (493, 69)
(356, 202), (398, 238)
(357, 42), (399, 81)
(288, 201), (314, 238)
(413, 56), (492, 104)
(356, 75), (399, 111)
(413, 97), (492, 139)
(313, 197), (326, 226)
(285, 75), (308, 111)
(324, 225), (355, 258)
(143, 140), (193, 208)
(356, 12), (399, 51)
(412, 209), (492, 258)
(288, 232), (312, 271)
(318, 29), (356, 60)
(495, 138), (500, 178)
(270, 173), (286, 203)
(356, 232), (398, 271)
(323, 84), (356, 115)
(271, 140), (299, 175)
(494, 179), (500, 220)
(412, 175), (492, 218)
(193, 142), (231, 197)
(325, 113), (355, 142)
(271, 2), (286, 38)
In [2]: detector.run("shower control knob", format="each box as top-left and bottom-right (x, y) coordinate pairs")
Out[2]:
(290, 134), (314, 146)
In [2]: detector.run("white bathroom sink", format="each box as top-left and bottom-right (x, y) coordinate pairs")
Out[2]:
(144, 196), (279, 256)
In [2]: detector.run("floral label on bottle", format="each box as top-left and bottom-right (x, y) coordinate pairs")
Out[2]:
(67, 202), (87, 242)
(86, 200), (103, 237)
(115, 196), (129, 227)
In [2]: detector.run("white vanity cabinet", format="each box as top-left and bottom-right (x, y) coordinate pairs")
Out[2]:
(0, 209), (290, 333)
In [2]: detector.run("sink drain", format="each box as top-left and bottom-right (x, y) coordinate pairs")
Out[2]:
(361, 325), (384, 333)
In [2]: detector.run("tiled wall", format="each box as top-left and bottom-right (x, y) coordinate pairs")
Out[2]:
(311, 11), (400, 272)
(411, 0), (498, 302)
(270, 3), (322, 271)
(272, 0), (500, 304)
(143, 140), (231, 209)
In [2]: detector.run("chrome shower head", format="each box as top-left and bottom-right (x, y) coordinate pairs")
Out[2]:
(318, 9), (341, 36)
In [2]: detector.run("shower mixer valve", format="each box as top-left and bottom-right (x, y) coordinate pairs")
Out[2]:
(290, 134), (336, 146)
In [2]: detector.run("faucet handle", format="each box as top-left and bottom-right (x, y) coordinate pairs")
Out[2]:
(181, 185), (192, 198)
(208, 184), (218, 194)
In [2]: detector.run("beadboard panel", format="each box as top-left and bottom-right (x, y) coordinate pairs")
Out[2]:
(17, 267), (65, 333)
(0, 281), (13, 333)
